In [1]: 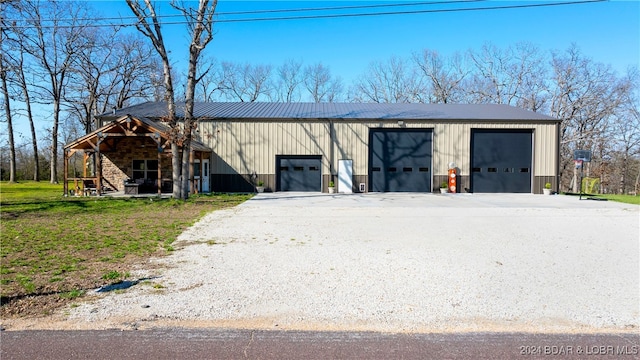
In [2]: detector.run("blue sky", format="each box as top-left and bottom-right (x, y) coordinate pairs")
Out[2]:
(5, 1), (639, 144)
(97, 0), (639, 83)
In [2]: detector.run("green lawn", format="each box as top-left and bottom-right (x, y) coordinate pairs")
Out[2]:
(0, 181), (252, 316)
(590, 193), (640, 205)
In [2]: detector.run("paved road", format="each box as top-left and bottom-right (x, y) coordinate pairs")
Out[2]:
(2, 329), (639, 360)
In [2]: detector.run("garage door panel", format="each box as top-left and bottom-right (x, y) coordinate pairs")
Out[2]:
(370, 130), (432, 192)
(277, 156), (321, 191)
(471, 130), (532, 193)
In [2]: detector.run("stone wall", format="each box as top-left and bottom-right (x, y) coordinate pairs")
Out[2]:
(101, 137), (172, 191)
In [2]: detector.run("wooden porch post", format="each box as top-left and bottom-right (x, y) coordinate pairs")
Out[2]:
(157, 149), (162, 195)
(63, 150), (69, 196)
(96, 150), (102, 195)
(95, 134), (106, 196)
(83, 152), (89, 195)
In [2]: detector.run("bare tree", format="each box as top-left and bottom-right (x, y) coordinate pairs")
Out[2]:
(350, 56), (423, 103)
(66, 26), (114, 134)
(66, 29), (157, 134)
(127, 0), (180, 197)
(466, 42), (548, 110)
(413, 49), (468, 104)
(110, 35), (158, 109)
(275, 58), (303, 102)
(608, 68), (640, 194)
(302, 62), (343, 103)
(194, 55), (221, 102)
(17, 0), (93, 183)
(2, 1), (42, 181)
(14, 45), (41, 180)
(218, 62), (273, 102)
(128, 0), (217, 199)
(0, 26), (16, 182)
(148, 58), (166, 102)
(549, 45), (630, 192)
(513, 43), (549, 113)
(172, 0), (217, 199)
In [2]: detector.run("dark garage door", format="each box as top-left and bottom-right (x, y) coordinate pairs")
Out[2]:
(369, 129), (432, 192)
(276, 156), (322, 191)
(471, 130), (532, 193)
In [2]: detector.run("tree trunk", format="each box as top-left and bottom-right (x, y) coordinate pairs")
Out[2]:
(181, 140), (191, 200)
(50, 100), (60, 183)
(19, 63), (40, 181)
(177, 0), (217, 199)
(26, 98), (40, 181)
(171, 143), (181, 198)
(0, 55), (16, 183)
(620, 152), (628, 194)
(128, 0), (216, 199)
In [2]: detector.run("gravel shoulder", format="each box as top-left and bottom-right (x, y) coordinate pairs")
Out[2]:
(4, 193), (639, 333)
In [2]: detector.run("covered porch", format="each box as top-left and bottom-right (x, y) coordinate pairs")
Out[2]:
(63, 115), (213, 197)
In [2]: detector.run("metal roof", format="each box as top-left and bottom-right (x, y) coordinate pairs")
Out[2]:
(65, 115), (212, 152)
(99, 102), (558, 122)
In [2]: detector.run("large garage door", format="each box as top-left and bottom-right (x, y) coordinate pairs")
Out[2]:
(276, 156), (322, 191)
(471, 130), (532, 193)
(369, 129), (432, 192)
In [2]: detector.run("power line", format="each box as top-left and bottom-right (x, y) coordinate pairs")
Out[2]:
(3, 0), (606, 29)
(7, 0), (485, 23)
(211, 0), (607, 24)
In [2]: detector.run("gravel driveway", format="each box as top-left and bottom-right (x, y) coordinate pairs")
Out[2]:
(35, 194), (640, 332)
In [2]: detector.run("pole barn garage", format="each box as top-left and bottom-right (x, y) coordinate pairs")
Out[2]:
(92, 102), (560, 195)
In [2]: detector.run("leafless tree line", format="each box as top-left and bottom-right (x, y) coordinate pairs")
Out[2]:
(1, 0), (160, 183)
(1, 0), (638, 194)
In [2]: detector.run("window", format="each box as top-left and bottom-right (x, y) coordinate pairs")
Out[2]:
(132, 160), (158, 180)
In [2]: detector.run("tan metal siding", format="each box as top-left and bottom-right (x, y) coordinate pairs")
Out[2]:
(198, 120), (558, 177)
(198, 121), (330, 175)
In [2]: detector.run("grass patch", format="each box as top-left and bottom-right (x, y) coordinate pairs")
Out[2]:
(591, 194), (640, 205)
(101, 270), (124, 281)
(562, 192), (639, 205)
(0, 181), (252, 317)
(60, 289), (85, 299)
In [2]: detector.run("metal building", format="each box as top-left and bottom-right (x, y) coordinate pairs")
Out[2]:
(93, 102), (560, 194)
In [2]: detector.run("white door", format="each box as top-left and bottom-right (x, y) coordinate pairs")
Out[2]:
(194, 159), (211, 193)
(201, 159), (210, 193)
(338, 159), (353, 193)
